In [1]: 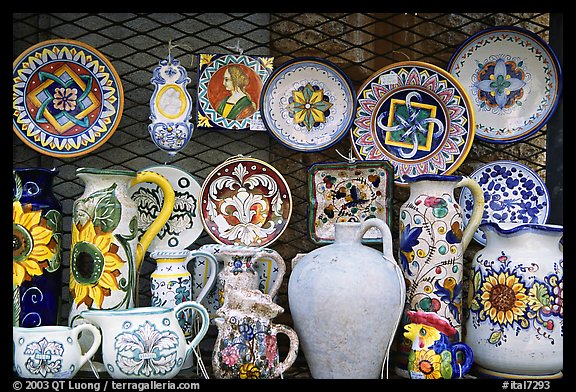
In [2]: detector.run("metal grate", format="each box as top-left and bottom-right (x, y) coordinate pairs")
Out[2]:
(13, 13), (562, 378)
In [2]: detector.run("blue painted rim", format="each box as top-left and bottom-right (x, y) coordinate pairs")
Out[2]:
(480, 221), (563, 235)
(405, 173), (462, 183)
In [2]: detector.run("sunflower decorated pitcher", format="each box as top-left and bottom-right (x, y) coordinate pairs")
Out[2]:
(68, 168), (175, 327)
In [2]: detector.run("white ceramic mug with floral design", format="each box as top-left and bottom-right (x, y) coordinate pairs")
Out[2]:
(13, 324), (101, 379)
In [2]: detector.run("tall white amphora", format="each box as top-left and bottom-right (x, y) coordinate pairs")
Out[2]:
(288, 218), (405, 379)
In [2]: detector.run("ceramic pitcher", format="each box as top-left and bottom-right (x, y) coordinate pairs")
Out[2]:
(13, 168), (63, 327)
(403, 310), (473, 379)
(81, 301), (209, 379)
(465, 222), (563, 379)
(394, 174), (483, 377)
(67, 168), (175, 328)
(212, 285), (299, 379)
(149, 248), (218, 370)
(13, 324), (101, 379)
(197, 244), (286, 311)
(288, 218), (405, 379)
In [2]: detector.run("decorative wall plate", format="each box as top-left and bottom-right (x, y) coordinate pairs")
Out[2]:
(130, 165), (203, 252)
(458, 160), (550, 246)
(260, 57), (356, 152)
(308, 160), (394, 244)
(447, 26), (562, 144)
(351, 61), (475, 187)
(13, 39), (124, 158)
(196, 53), (274, 131)
(200, 156), (292, 247)
(148, 55), (194, 155)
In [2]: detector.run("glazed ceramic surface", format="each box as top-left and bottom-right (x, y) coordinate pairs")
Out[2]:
(81, 303), (209, 379)
(351, 61), (476, 186)
(308, 160), (394, 244)
(68, 168), (175, 328)
(13, 168), (63, 327)
(288, 219), (405, 379)
(465, 222), (563, 379)
(130, 164), (203, 252)
(260, 57), (356, 152)
(394, 174), (484, 377)
(13, 324), (101, 379)
(459, 160), (550, 246)
(148, 55), (194, 155)
(196, 244), (286, 322)
(448, 27), (562, 144)
(13, 39), (123, 158)
(403, 310), (473, 379)
(200, 156), (292, 247)
(196, 53), (273, 131)
(212, 286), (299, 379)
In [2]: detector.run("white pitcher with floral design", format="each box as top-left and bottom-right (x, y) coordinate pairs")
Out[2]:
(81, 301), (209, 379)
(465, 222), (563, 379)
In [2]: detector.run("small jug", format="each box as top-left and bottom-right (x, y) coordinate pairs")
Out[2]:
(81, 301), (209, 379)
(212, 285), (299, 379)
(13, 324), (101, 379)
(197, 243), (286, 309)
(403, 310), (473, 379)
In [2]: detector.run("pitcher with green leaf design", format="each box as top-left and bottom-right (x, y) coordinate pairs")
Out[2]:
(68, 168), (175, 328)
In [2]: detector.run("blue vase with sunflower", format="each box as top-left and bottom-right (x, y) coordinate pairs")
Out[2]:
(13, 167), (63, 327)
(393, 174), (484, 377)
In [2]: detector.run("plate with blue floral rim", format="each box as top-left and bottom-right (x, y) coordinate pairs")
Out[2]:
(351, 61), (476, 187)
(13, 39), (123, 158)
(260, 56), (356, 152)
(447, 26), (562, 144)
(458, 160), (550, 246)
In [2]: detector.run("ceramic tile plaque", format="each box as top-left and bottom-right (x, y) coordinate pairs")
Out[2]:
(308, 160), (394, 244)
(196, 53), (274, 131)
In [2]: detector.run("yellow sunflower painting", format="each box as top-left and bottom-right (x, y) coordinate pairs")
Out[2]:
(410, 349), (443, 379)
(13, 201), (56, 286)
(480, 270), (528, 326)
(69, 220), (126, 308)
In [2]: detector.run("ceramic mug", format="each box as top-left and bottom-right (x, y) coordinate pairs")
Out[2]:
(13, 324), (101, 379)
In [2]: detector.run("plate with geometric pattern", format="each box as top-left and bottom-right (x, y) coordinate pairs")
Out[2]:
(13, 39), (123, 158)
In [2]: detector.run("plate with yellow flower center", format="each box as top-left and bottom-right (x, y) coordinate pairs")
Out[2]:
(260, 57), (356, 152)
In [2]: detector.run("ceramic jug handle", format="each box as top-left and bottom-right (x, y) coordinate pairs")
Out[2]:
(456, 176), (485, 252)
(450, 342), (474, 378)
(186, 250), (219, 304)
(73, 323), (102, 370)
(131, 171), (176, 269)
(356, 218), (395, 263)
(174, 301), (210, 359)
(271, 323), (300, 378)
(250, 249), (286, 298)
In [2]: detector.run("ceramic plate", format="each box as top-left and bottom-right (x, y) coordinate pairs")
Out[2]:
(447, 26), (562, 144)
(308, 160), (394, 244)
(193, 244), (283, 322)
(130, 165), (203, 252)
(196, 53), (274, 131)
(200, 156), (292, 246)
(351, 61), (475, 186)
(13, 39), (124, 158)
(260, 57), (356, 152)
(459, 160), (550, 246)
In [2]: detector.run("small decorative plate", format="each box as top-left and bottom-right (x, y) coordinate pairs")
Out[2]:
(200, 156), (292, 246)
(308, 160), (394, 244)
(459, 160), (550, 246)
(260, 57), (356, 152)
(447, 26), (562, 144)
(130, 165), (203, 252)
(351, 61), (476, 186)
(196, 53), (274, 131)
(13, 39), (124, 158)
